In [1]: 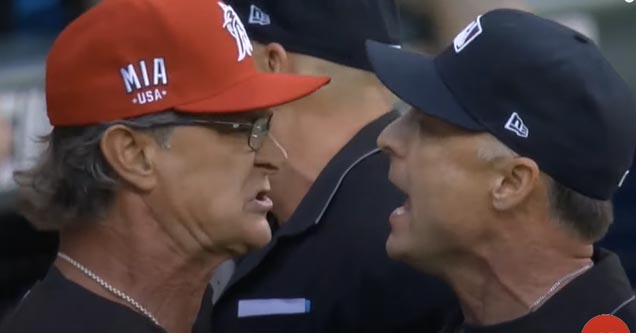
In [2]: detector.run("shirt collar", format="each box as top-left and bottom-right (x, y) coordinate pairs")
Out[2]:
(229, 111), (398, 286)
(442, 248), (635, 333)
(276, 110), (398, 236)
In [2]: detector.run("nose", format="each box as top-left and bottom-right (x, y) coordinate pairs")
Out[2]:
(377, 116), (405, 159)
(254, 133), (287, 174)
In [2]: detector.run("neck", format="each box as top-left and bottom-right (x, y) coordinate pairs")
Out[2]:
(440, 236), (593, 326)
(57, 205), (223, 333)
(270, 83), (392, 223)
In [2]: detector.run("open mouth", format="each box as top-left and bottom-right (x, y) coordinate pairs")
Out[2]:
(393, 198), (411, 216)
(389, 198), (412, 227)
(256, 191), (268, 201)
(247, 190), (273, 214)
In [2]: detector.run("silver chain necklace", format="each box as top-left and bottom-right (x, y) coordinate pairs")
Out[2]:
(529, 262), (593, 312)
(57, 252), (160, 327)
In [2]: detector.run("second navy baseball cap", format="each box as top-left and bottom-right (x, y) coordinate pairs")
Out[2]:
(367, 9), (636, 200)
(226, 0), (401, 71)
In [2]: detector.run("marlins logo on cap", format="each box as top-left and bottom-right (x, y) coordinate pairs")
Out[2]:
(219, 2), (253, 61)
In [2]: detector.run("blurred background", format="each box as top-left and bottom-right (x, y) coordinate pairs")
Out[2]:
(0, 0), (634, 314)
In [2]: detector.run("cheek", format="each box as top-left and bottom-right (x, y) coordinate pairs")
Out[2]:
(405, 152), (449, 224)
(405, 149), (491, 252)
(191, 153), (254, 221)
(156, 139), (254, 221)
(186, 150), (272, 253)
(161, 149), (272, 254)
(403, 149), (467, 236)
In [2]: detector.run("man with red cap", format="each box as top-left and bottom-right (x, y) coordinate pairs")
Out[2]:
(0, 0), (327, 332)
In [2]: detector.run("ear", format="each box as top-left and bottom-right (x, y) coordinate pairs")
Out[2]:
(262, 42), (291, 73)
(100, 125), (158, 192)
(490, 157), (540, 211)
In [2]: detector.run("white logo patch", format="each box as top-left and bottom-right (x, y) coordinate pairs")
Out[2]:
(248, 4), (270, 25)
(504, 112), (529, 138)
(619, 170), (630, 187)
(120, 57), (168, 105)
(218, 2), (253, 62)
(454, 15), (483, 53)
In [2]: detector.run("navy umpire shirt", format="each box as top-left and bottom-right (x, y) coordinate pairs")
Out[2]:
(439, 248), (636, 333)
(207, 111), (456, 332)
(0, 267), (213, 333)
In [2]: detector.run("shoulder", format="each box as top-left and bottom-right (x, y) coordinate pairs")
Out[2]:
(1, 283), (81, 333)
(1, 271), (163, 333)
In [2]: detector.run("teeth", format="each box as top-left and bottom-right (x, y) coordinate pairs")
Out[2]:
(394, 206), (406, 216)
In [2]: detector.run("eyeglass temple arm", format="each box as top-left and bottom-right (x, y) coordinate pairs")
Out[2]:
(268, 133), (288, 159)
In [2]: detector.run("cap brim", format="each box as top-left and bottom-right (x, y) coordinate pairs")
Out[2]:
(366, 40), (483, 131)
(175, 73), (329, 113)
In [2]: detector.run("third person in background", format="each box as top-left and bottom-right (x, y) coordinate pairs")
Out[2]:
(207, 0), (456, 332)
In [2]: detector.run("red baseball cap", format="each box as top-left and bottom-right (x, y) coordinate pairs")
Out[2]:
(46, 0), (330, 126)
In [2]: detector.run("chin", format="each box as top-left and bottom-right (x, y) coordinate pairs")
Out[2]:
(385, 234), (408, 261)
(225, 236), (270, 258)
(243, 219), (273, 250)
(249, 231), (272, 250)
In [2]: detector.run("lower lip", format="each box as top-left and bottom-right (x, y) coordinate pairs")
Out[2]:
(246, 196), (273, 214)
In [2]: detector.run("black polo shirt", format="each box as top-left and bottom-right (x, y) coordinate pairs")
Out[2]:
(0, 267), (213, 333)
(439, 248), (636, 333)
(208, 112), (456, 332)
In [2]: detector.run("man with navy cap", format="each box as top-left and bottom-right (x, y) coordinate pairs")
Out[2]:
(369, 9), (636, 332)
(207, 0), (455, 332)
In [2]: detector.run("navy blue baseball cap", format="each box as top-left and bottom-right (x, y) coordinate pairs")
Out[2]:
(225, 0), (401, 71)
(367, 9), (636, 200)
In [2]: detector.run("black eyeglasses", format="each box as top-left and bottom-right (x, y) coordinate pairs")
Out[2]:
(153, 113), (272, 152)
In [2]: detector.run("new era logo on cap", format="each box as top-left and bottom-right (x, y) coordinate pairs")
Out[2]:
(504, 112), (529, 138)
(249, 4), (270, 25)
(454, 15), (483, 53)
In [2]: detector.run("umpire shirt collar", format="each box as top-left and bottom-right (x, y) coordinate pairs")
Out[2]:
(440, 248), (636, 333)
(228, 110), (398, 286)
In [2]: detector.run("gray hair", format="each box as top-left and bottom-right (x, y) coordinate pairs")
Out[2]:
(478, 135), (613, 242)
(544, 177), (613, 242)
(14, 111), (188, 230)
